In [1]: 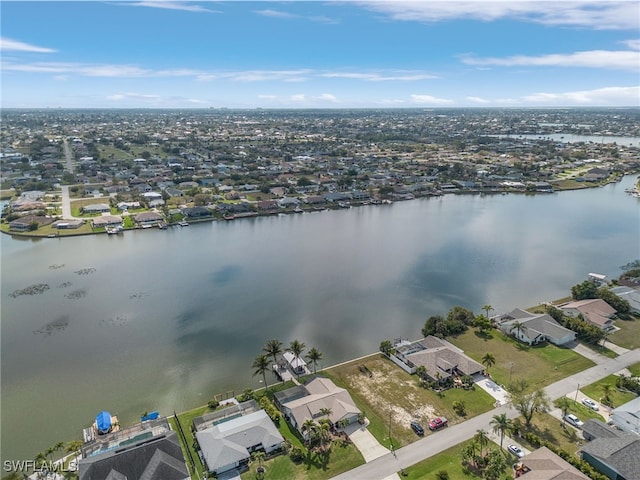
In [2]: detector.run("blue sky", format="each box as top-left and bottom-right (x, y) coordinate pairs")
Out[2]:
(1, 1), (639, 108)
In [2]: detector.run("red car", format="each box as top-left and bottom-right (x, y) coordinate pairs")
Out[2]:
(428, 417), (448, 431)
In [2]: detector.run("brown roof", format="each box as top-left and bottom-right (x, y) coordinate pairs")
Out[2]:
(520, 447), (589, 479)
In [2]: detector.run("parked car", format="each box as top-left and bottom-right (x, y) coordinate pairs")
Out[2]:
(564, 414), (584, 428)
(410, 421), (424, 436)
(428, 417), (448, 431)
(582, 398), (599, 411)
(508, 444), (525, 458)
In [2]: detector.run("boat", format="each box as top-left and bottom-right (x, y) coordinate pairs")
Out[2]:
(106, 226), (123, 235)
(178, 220), (189, 226)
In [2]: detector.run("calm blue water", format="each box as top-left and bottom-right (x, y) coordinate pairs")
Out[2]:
(1, 175), (639, 462)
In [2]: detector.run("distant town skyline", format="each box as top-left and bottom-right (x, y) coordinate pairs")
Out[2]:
(1, 0), (639, 109)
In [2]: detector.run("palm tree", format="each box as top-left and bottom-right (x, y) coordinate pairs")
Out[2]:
(252, 354), (270, 389)
(474, 429), (489, 458)
(301, 419), (318, 447)
(66, 439), (82, 454)
(601, 383), (613, 405)
(481, 352), (496, 376)
(289, 339), (306, 377)
(510, 320), (527, 342)
(263, 339), (282, 367)
(490, 413), (514, 450)
(306, 347), (323, 374)
(483, 304), (494, 319)
(319, 407), (333, 424)
(460, 443), (476, 468)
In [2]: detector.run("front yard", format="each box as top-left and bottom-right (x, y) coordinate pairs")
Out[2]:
(448, 330), (595, 388)
(515, 412), (586, 456)
(609, 315), (640, 350)
(323, 354), (495, 448)
(580, 374), (638, 408)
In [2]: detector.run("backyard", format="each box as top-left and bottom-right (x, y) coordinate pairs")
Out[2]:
(323, 354), (496, 448)
(448, 330), (595, 388)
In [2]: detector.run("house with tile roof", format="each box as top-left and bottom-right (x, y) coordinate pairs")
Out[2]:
(514, 446), (590, 479)
(560, 299), (617, 331)
(274, 376), (361, 435)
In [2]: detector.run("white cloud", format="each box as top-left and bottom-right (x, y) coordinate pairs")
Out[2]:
(358, 1), (639, 30)
(466, 96), (489, 104)
(321, 71), (437, 81)
(258, 94), (277, 100)
(254, 9), (339, 24)
(461, 50), (640, 70)
(522, 85), (640, 105)
(254, 9), (298, 19)
(623, 39), (640, 50)
(128, 2), (219, 13)
(0, 37), (56, 53)
(107, 92), (161, 101)
(290, 94), (306, 102)
(410, 94), (454, 105)
(317, 93), (338, 102)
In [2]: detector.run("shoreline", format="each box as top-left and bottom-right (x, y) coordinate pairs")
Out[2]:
(2, 174), (633, 240)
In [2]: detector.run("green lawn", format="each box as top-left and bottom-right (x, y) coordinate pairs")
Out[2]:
(241, 420), (365, 480)
(172, 406), (209, 478)
(448, 330), (595, 388)
(515, 412), (586, 456)
(554, 398), (605, 423)
(609, 316), (640, 349)
(323, 355), (495, 448)
(580, 375), (638, 408)
(627, 362), (640, 377)
(399, 439), (515, 480)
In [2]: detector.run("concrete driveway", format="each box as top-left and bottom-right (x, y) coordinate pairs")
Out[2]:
(476, 378), (510, 406)
(344, 420), (390, 462)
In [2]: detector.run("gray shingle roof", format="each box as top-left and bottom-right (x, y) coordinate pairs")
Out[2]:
(79, 431), (188, 480)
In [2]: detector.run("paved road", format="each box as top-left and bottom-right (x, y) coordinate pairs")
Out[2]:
(332, 348), (640, 479)
(60, 185), (73, 219)
(63, 139), (74, 173)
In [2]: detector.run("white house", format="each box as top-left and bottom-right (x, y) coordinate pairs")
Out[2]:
(195, 409), (284, 476)
(497, 309), (576, 346)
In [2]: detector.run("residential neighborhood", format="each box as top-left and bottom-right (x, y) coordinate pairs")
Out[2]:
(2, 109), (639, 236)
(24, 268), (639, 480)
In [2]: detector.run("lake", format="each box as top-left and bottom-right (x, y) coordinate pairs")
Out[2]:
(492, 133), (640, 147)
(1, 175), (639, 463)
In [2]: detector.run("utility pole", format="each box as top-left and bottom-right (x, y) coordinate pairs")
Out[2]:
(388, 404), (393, 452)
(574, 384), (580, 403)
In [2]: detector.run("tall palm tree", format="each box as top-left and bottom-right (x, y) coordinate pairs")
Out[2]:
(483, 304), (494, 319)
(510, 320), (527, 342)
(474, 429), (489, 457)
(301, 419), (318, 447)
(289, 339), (306, 376)
(306, 347), (323, 374)
(252, 354), (270, 389)
(263, 339), (282, 367)
(490, 413), (514, 450)
(66, 439), (82, 454)
(481, 352), (496, 376)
